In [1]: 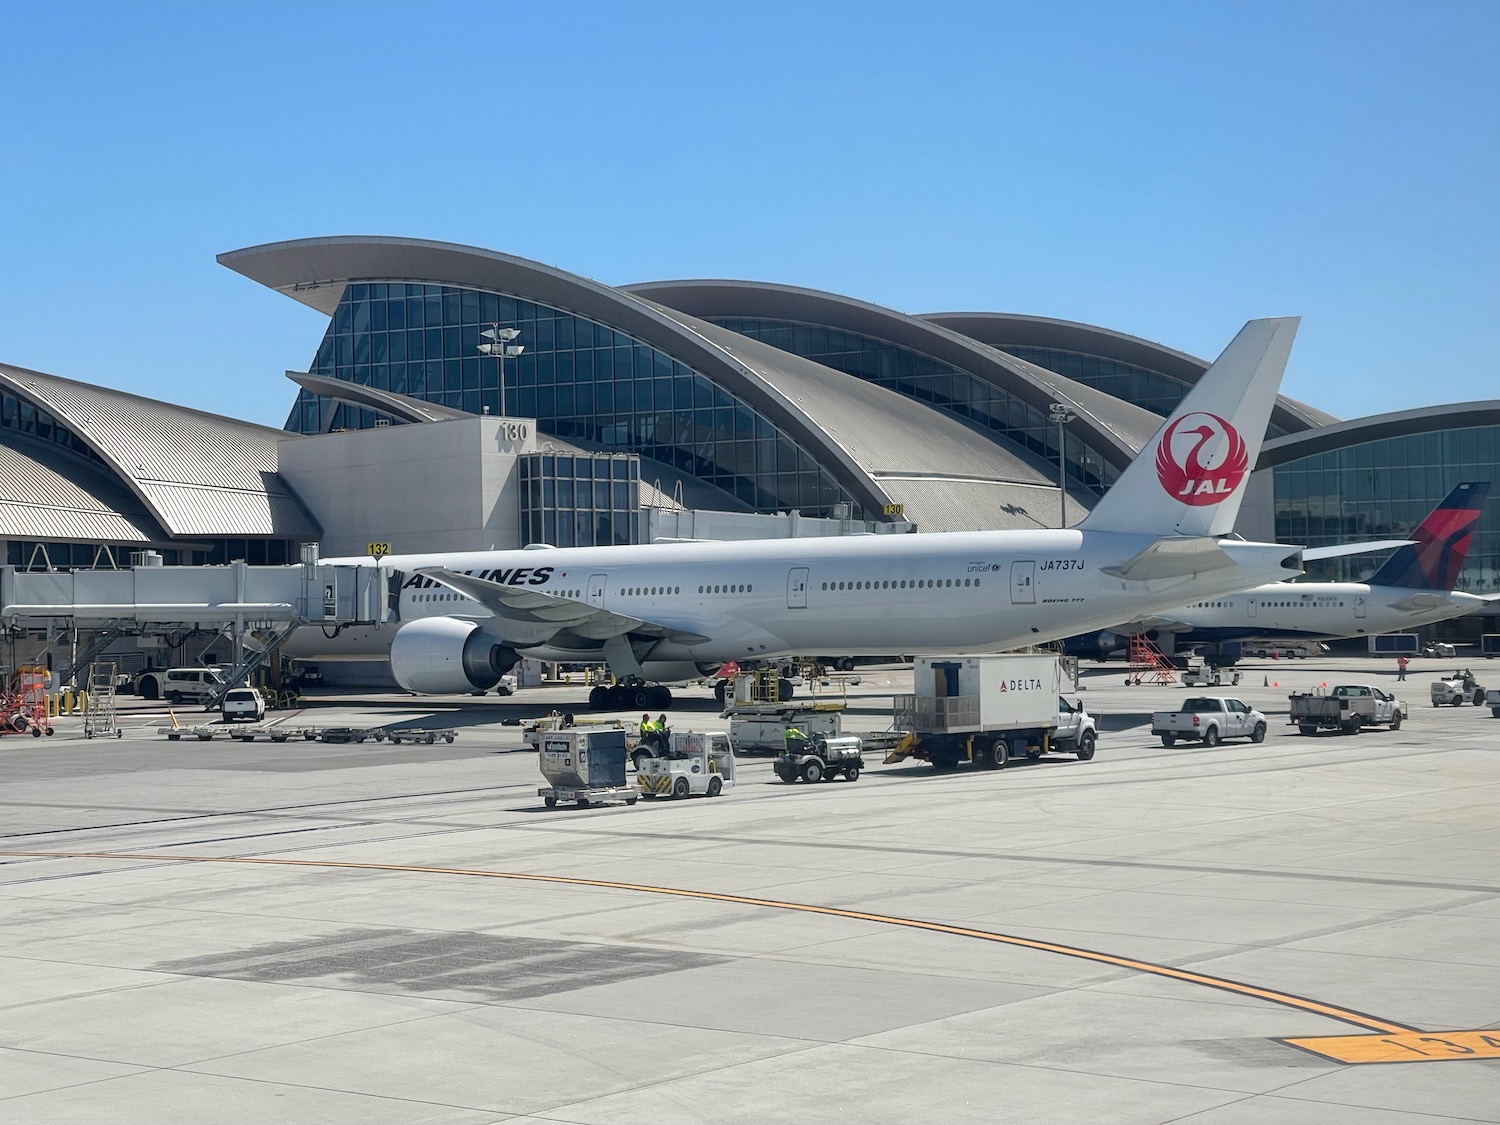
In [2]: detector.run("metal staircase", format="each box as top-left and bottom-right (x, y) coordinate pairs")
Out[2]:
(206, 621), (300, 708)
(84, 661), (120, 739)
(1126, 633), (1178, 686)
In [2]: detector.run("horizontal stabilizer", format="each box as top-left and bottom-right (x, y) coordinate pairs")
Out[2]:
(1100, 537), (1237, 581)
(1303, 540), (1414, 561)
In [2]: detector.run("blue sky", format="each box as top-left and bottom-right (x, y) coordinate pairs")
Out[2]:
(2, 0), (1496, 428)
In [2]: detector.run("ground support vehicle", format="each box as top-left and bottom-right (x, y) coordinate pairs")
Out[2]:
(134, 666), (225, 704)
(725, 703), (844, 755)
(1288, 685), (1407, 735)
(1430, 673), (1485, 707)
(1424, 642), (1457, 659)
(637, 731), (736, 798)
(886, 654), (1097, 771)
(1152, 697), (1267, 747)
(1180, 660), (1242, 689)
(538, 727), (636, 808)
(221, 687), (266, 723)
(1487, 688), (1500, 717)
(774, 734), (864, 783)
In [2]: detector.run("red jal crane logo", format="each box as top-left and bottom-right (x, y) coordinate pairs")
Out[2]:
(1155, 412), (1248, 505)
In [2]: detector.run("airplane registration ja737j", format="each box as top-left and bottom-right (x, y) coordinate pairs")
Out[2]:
(319, 318), (1308, 707)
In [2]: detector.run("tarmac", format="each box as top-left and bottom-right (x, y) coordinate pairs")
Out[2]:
(2, 655), (1499, 1124)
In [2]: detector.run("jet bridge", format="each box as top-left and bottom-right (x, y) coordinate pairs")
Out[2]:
(1, 557), (387, 703)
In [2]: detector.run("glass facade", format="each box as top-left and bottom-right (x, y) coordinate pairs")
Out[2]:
(1274, 425), (1500, 593)
(518, 452), (641, 547)
(6, 539), (297, 570)
(997, 346), (1189, 418)
(706, 317), (1119, 498)
(2, 390), (105, 466)
(289, 284), (865, 519)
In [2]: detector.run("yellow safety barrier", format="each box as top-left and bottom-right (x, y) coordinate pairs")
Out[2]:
(60, 689), (72, 713)
(76, 690), (87, 714)
(46, 694), (59, 718)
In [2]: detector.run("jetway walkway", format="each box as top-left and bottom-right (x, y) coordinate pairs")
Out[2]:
(1, 558), (388, 706)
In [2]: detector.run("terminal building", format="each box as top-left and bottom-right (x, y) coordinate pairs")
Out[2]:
(1, 234), (1496, 671)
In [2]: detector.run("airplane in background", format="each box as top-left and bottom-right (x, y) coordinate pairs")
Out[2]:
(1063, 481), (1495, 665)
(298, 318), (1312, 709)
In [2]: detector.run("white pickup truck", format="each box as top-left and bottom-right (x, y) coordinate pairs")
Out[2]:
(1288, 684), (1406, 735)
(1151, 697), (1268, 747)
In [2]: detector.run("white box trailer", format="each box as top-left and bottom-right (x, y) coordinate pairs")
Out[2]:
(890, 654), (1096, 771)
(727, 705), (842, 754)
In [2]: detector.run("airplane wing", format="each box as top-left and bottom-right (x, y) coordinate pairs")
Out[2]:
(1302, 539), (1414, 561)
(415, 567), (710, 645)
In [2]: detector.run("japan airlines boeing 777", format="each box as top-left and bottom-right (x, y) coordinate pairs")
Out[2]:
(1065, 481), (1495, 663)
(319, 318), (1307, 707)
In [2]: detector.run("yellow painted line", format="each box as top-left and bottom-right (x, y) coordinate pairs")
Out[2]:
(0, 848), (1415, 1035)
(1284, 1030), (1500, 1064)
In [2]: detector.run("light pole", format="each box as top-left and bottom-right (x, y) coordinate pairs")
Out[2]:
(1048, 402), (1077, 528)
(479, 326), (524, 416)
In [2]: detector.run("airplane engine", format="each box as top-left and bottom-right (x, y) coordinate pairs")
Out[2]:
(389, 616), (517, 694)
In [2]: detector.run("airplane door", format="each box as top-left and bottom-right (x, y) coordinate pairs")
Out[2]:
(1011, 561), (1035, 605)
(1355, 595), (1366, 619)
(587, 573), (608, 608)
(787, 567), (809, 610)
(1247, 596), (1257, 618)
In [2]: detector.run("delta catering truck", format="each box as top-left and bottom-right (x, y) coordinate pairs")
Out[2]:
(886, 654), (1097, 771)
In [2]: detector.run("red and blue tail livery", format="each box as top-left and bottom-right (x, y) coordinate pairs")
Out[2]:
(1367, 482), (1489, 590)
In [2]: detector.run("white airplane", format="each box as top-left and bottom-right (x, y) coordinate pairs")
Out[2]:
(1065, 481), (1496, 664)
(311, 318), (1308, 709)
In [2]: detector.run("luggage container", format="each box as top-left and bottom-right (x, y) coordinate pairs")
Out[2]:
(538, 726), (636, 808)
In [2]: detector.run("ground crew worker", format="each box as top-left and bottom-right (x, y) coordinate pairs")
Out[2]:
(1396, 655), (1408, 681)
(785, 725), (807, 754)
(640, 712), (652, 737)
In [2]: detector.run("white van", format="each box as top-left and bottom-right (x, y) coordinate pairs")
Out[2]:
(135, 667), (225, 704)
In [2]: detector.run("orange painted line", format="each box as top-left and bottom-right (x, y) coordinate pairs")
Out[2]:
(1284, 1029), (1500, 1064)
(0, 849), (1416, 1034)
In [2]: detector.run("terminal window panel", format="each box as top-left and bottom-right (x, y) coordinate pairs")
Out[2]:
(289, 284), (865, 521)
(707, 317), (1119, 499)
(1273, 427), (1500, 593)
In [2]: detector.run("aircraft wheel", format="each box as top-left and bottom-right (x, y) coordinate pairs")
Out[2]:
(588, 686), (609, 710)
(713, 679), (728, 704)
(778, 677), (795, 701)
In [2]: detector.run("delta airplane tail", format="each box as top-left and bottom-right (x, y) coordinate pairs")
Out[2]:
(1368, 481), (1490, 590)
(1079, 318), (1298, 538)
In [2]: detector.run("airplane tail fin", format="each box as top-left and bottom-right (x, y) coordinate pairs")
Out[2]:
(1079, 318), (1298, 538)
(1367, 481), (1490, 590)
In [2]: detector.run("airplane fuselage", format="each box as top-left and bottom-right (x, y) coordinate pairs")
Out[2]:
(303, 529), (1300, 667)
(1136, 581), (1487, 647)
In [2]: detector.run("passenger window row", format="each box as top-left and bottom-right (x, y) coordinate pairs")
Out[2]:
(820, 577), (981, 591)
(624, 586), (682, 596)
(696, 584), (751, 594)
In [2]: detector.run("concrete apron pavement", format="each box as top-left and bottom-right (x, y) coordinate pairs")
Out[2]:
(2, 657), (1499, 1124)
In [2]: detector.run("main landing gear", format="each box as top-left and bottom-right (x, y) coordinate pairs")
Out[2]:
(588, 681), (673, 711)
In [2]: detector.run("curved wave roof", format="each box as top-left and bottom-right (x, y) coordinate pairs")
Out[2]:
(0, 429), (160, 544)
(220, 237), (1085, 530)
(622, 279), (1160, 466)
(0, 362), (321, 539)
(920, 311), (1338, 433)
(1259, 400), (1500, 469)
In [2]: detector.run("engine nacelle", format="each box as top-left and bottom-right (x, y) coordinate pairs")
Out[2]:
(389, 617), (516, 694)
